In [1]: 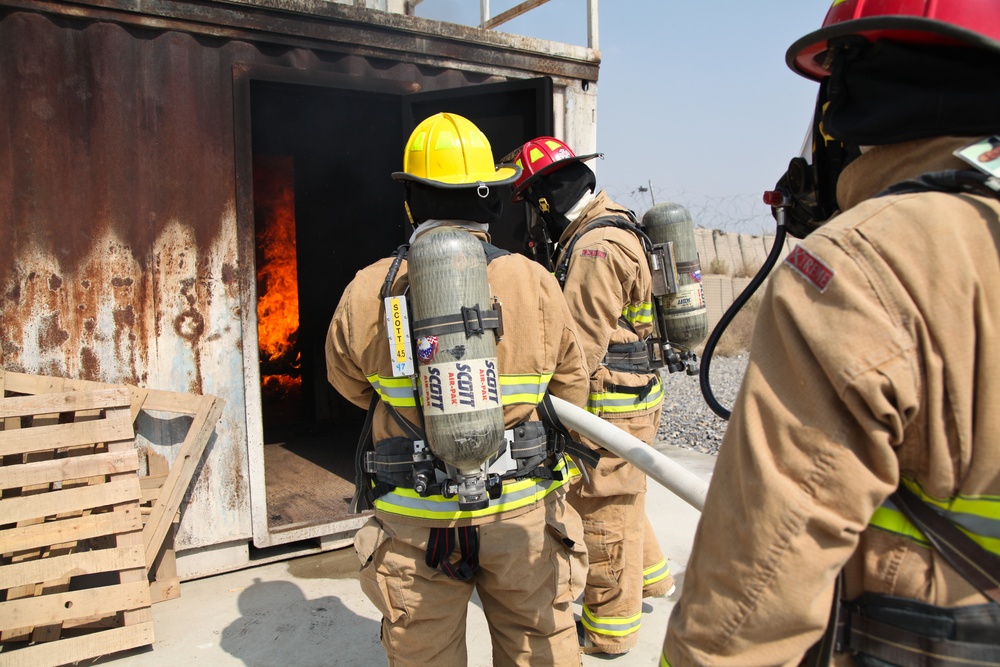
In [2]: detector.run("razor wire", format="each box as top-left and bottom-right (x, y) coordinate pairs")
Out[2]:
(606, 186), (775, 236)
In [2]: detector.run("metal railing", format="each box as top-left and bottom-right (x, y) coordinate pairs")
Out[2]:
(405, 0), (598, 48)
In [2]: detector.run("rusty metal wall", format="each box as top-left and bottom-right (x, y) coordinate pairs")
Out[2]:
(0, 6), (544, 549)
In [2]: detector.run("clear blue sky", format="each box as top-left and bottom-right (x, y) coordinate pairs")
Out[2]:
(413, 1), (829, 233)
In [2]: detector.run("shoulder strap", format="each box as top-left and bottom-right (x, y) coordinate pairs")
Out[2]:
(380, 244), (409, 300)
(876, 169), (1000, 201)
(350, 392), (380, 513)
(380, 239), (507, 301)
(480, 240), (510, 263)
(554, 214), (651, 288)
(891, 484), (1000, 605)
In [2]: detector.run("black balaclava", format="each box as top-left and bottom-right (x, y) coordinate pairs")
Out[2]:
(824, 38), (1000, 145)
(404, 180), (506, 227)
(523, 161), (597, 239)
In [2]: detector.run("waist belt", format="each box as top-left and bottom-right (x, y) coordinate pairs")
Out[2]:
(602, 340), (653, 374)
(366, 420), (596, 500)
(604, 376), (658, 401)
(837, 593), (1000, 667)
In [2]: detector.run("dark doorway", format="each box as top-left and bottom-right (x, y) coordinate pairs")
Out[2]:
(245, 72), (553, 540)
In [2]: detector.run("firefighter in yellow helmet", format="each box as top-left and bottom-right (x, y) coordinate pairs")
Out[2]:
(505, 137), (675, 656)
(326, 112), (592, 666)
(664, 1), (1000, 665)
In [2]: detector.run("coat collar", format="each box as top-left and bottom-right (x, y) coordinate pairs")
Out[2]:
(836, 136), (976, 213)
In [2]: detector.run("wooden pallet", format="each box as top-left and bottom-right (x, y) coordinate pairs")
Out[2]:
(0, 371), (225, 605)
(0, 388), (153, 666)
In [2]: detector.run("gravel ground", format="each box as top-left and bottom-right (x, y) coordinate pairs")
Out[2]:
(655, 353), (749, 455)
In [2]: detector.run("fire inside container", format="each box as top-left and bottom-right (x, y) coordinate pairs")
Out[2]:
(254, 155), (303, 423)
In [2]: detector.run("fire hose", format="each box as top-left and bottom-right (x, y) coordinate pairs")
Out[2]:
(549, 395), (708, 512)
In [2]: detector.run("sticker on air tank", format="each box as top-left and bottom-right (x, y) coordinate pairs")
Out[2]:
(384, 296), (415, 377)
(418, 358), (502, 417)
(663, 283), (706, 309)
(415, 336), (438, 364)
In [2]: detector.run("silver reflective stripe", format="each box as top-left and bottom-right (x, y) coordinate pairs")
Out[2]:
(374, 457), (574, 521)
(622, 301), (653, 325)
(870, 480), (1000, 556)
(643, 558), (671, 587)
(581, 604), (642, 638)
(368, 373), (552, 407)
(499, 373), (552, 405)
(366, 374), (417, 407)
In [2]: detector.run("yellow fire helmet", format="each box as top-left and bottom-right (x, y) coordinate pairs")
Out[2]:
(392, 112), (520, 189)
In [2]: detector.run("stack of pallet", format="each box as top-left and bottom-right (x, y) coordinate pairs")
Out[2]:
(0, 371), (224, 666)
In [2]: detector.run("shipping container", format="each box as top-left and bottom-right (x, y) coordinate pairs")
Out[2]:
(0, 0), (601, 578)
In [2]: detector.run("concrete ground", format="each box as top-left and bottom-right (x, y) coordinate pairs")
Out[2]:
(94, 444), (714, 667)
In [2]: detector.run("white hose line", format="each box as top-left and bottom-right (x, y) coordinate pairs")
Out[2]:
(549, 395), (708, 512)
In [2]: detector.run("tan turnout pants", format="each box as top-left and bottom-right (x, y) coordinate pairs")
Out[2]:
(354, 492), (588, 667)
(569, 407), (672, 654)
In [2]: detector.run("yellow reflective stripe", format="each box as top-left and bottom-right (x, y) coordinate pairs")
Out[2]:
(621, 301), (654, 326)
(868, 478), (1000, 556)
(368, 372), (552, 408)
(643, 558), (671, 587)
(587, 376), (664, 414)
(374, 455), (575, 520)
(581, 604), (642, 637)
(565, 456), (581, 477)
(499, 372), (552, 405)
(868, 505), (932, 548)
(367, 373), (418, 408)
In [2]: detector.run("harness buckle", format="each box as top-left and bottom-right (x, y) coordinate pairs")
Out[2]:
(412, 439), (432, 462)
(461, 305), (485, 336)
(486, 473), (503, 499)
(363, 451), (378, 474)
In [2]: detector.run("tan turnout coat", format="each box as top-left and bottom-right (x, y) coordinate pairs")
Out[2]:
(664, 136), (1000, 666)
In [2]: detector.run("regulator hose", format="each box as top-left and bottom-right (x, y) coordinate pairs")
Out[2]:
(699, 208), (788, 421)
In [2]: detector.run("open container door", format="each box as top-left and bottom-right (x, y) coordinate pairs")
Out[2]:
(242, 71), (554, 551)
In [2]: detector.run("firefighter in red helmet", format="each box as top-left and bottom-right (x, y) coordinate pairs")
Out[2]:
(327, 113), (592, 666)
(663, 1), (1000, 665)
(505, 137), (676, 656)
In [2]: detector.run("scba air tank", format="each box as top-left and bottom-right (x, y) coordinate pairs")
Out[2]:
(407, 226), (504, 508)
(642, 202), (708, 349)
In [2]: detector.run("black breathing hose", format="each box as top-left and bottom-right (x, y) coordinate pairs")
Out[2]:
(699, 211), (788, 421)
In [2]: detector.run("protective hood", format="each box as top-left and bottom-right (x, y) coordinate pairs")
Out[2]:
(522, 161), (597, 239)
(403, 180), (506, 228)
(824, 38), (1000, 145)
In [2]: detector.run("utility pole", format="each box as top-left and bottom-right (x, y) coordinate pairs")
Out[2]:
(648, 179), (655, 205)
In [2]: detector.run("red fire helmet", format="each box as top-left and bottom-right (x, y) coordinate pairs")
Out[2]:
(788, 0), (1000, 80)
(507, 137), (600, 201)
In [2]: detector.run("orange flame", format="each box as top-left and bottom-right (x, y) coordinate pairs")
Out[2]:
(254, 155), (301, 393)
